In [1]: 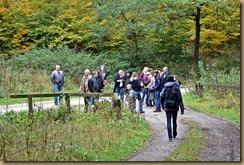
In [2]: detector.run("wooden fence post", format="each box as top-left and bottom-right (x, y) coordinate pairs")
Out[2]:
(195, 83), (203, 97)
(113, 93), (121, 120)
(28, 96), (33, 117)
(116, 99), (121, 120)
(65, 95), (71, 112)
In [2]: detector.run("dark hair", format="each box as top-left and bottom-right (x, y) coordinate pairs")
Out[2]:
(168, 75), (174, 82)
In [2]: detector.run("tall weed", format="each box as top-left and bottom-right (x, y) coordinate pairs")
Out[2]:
(198, 61), (240, 85)
(0, 101), (150, 161)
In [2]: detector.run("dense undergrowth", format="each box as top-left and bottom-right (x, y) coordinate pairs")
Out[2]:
(182, 61), (240, 124)
(0, 101), (151, 161)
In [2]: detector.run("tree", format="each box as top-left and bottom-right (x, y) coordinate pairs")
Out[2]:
(94, 0), (155, 64)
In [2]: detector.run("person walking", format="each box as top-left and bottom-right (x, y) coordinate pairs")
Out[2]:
(129, 72), (145, 113)
(79, 69), (92, 112)
(51, 65), (64, 106)
(160, 76), (184, 142)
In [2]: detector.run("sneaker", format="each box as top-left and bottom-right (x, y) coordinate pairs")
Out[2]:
(140, 111), (145, 113)
(169, 138), (172, 142)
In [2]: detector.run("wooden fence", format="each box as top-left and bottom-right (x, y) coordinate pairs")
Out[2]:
(195, 82), (240, 97)
(10, 92), (122, 119)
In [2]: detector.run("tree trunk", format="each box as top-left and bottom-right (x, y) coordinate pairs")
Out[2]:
(132, 31), (138, 62)
(194, 7), (201, 68)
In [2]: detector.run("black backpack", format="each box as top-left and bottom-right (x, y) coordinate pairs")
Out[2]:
(165, 86), (178, 108)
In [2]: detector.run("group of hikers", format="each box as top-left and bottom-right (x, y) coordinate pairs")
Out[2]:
(51, 64), (185, 142)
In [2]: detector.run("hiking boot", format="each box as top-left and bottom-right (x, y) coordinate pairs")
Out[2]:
(153, 109), (161, 112)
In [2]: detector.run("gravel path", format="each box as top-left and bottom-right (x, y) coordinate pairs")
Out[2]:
(127, 107), (240, 161)
(128, 88), (240, 161)
(128, 107), (188, 161)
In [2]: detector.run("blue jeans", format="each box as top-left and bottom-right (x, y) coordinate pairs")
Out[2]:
(54, 83), (63, 105)
(154, 90), (161, 109)
(166, 111), (178, 139)
(133, 91), (143, 112)
(142, 88), (149, 106)
(90, 96), (99, 106)
(115, 87), (125, 102)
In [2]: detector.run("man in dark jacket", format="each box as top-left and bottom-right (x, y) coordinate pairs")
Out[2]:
(161, 67), (172, 89)
(129, 72), (145, 113)
(160, 76), (184, 142)
(114, 70), (127, 102)
(88, 71), (100, 109)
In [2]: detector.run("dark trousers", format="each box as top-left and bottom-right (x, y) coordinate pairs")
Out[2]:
(165, 111), (178, 139)
(84, 96), (90, 112)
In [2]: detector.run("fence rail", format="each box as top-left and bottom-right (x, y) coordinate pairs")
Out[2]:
(194, 82), (240, 97)
(10, 92), (121, 119)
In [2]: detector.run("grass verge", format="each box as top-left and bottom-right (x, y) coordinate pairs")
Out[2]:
(0, 101), (151, 161)
(182, 91), (240, 124)
(164, 120), (203, 161)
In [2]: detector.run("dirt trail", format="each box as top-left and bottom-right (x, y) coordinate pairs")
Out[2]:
(128, 88), (240, 161)
(128, 107), (188, 161)
(128, 107), (240, 161)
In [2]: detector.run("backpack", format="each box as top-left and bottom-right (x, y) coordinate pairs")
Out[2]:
(165, 86), (178, 108)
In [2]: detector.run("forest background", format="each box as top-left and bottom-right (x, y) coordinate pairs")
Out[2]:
(0, 0), (240, 96)
(0, 0), (240, 161)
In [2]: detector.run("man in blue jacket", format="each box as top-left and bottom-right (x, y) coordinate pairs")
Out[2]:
(51, 65), (64, 106)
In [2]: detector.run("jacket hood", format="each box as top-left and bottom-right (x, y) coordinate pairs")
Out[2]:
(164, 82), (175, 87)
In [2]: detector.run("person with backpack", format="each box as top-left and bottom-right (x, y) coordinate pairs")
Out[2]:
(160, 76), (184, 142)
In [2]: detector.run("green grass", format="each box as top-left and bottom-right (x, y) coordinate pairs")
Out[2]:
(164, 120), (203, 161)
(0, 97), (54, 106)
(0, 101), (151, 161)
(183, 91), (240, 124)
